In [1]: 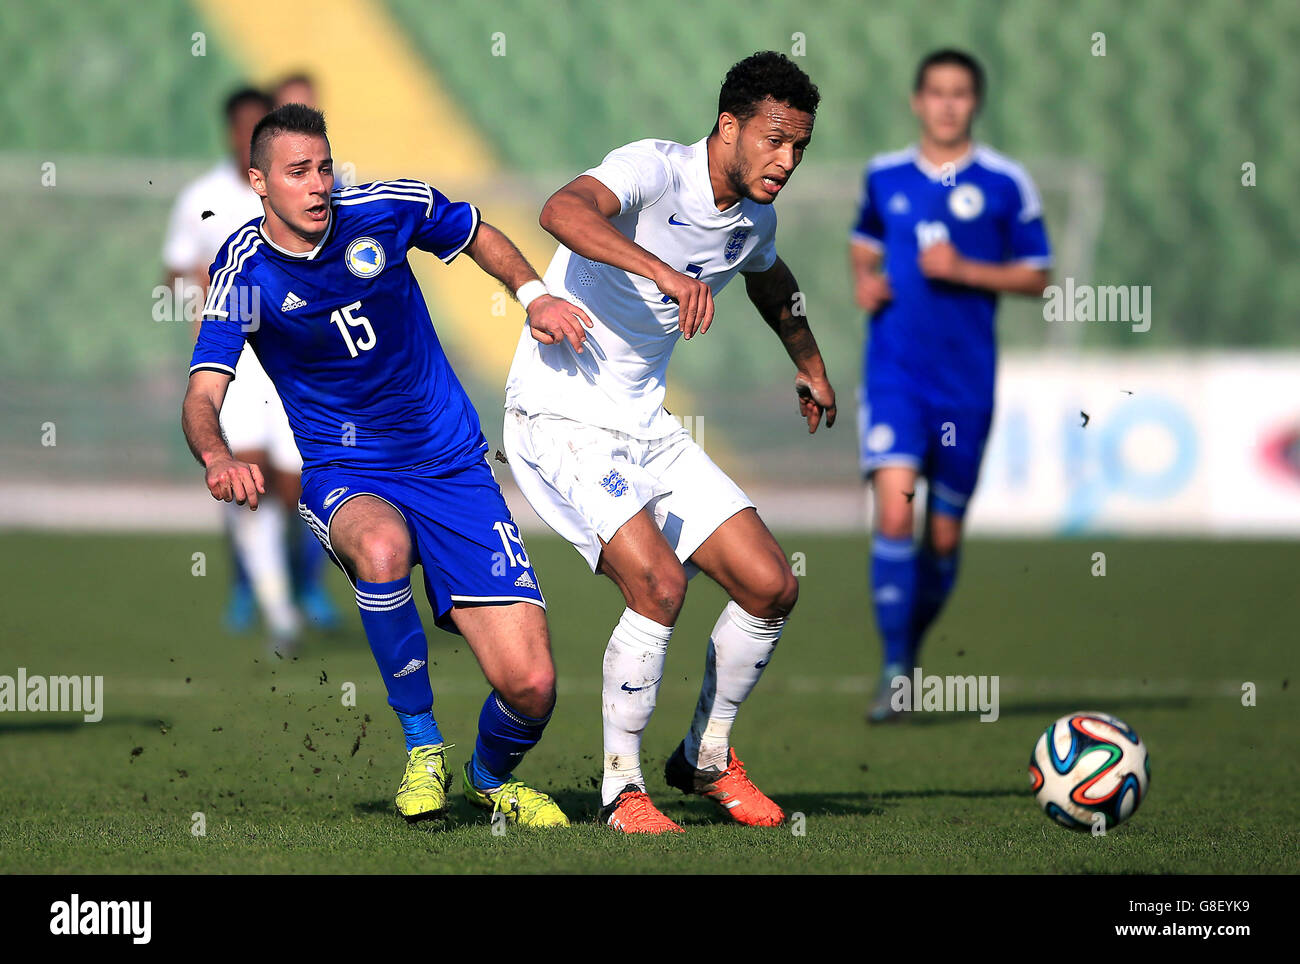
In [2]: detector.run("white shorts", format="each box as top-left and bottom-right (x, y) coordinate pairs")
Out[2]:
(503, 407), (754, 573)
(220, 345), (302, 473)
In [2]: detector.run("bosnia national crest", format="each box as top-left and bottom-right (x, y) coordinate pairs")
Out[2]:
(948, 183), (985, 221)
(345, 237), (386, 278)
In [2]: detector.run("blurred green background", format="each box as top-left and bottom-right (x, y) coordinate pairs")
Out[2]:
(1, 0), (1297, 485)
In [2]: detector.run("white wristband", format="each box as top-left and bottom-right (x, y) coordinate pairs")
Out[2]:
(516, 280), (548, 312)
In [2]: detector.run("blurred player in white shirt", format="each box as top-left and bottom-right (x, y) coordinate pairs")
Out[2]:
(504, 52), (837, 833)
(162, 87), (337, 647)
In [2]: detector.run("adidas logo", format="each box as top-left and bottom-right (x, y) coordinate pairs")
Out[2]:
(393, 658), (426, 678)
(281, 291), (307, 312)
(514, 571), (537, 589)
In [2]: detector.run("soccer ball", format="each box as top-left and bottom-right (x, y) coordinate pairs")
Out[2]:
(1028, 711), (1150, 831)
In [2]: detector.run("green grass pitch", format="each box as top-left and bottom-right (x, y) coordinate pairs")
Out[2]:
(0, 531), (1295, 874)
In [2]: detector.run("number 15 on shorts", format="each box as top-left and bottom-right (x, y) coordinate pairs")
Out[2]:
(493, 521), (530, 568)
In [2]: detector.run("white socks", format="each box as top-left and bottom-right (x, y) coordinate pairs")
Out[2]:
(684, 601), (785, 771)
(227, 500), (300, 640)
(599, 601), (786, 804)
(601, 608), (673, 806)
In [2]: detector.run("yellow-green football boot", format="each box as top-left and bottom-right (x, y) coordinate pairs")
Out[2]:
(461, 765), (570, 828)
(395, 743), (452, 823)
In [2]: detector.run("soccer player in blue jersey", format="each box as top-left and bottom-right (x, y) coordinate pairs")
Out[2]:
(849, 50), (1052, 722)
(181, 104), (595, 824)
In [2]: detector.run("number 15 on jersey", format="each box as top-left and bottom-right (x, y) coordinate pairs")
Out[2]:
(330, 300), (376, 358)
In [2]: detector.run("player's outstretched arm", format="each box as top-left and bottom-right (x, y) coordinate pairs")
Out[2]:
(540, 177), (714, 339)
(849, 240), (893, 312)
(464, 222), (595, 354)
(918, 241), (1050, 296)
(742, 256), (837, 434)
(181, 370), (265, 508)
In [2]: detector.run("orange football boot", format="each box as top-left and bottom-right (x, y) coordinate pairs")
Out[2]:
(599, 784), (685, 834)
(664, 742), (785, 827)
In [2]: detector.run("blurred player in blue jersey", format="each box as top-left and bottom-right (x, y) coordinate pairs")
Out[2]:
(182, 105), (595, 825)
(849, 50), (1052, 722)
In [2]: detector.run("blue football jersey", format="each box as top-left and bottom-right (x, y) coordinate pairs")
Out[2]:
(851, 145), (1052, 408)
(190, 179), (486, 472)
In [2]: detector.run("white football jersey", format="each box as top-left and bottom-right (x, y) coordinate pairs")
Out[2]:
(162, 159), (265, 278)
(163, 159), (273, 391)
(505, 137), (779, 438)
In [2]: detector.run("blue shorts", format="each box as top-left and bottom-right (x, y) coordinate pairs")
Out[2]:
(297, 456), (545, 633)
(858, 385), (993, 518)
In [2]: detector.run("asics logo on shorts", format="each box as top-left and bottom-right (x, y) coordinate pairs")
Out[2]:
(600, 470), (629, 497)
(393, 659), (426, 678)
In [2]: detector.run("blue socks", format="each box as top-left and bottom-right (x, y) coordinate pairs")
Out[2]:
(871, 534), (962, 668)
(468, 691), (552, 791)
(396, 709), (444, 751)
(914, 546), (960, 655)
(356, 576), (552, 776)
(871, 535), (918, 666)
(230, 533), (253, 597)
(355, 576), (435, 717)
(292, 521), (329, 595)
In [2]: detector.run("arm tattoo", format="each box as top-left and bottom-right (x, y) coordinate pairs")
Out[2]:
(744, 257), (820, 368)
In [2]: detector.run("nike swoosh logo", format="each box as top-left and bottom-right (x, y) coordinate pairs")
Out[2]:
(754, 660), (770, 669)
(621, 678), (661, 693)
(667, 214), (689, 226)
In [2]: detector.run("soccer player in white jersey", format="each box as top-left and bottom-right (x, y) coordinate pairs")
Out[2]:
(504, 52), (837, 833)
(163, 88), (337, 647)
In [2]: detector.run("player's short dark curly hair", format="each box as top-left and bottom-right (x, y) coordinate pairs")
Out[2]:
(250, 103), (328, 173)
(914, 48), (985, 104)
(717, 51), (820, 127)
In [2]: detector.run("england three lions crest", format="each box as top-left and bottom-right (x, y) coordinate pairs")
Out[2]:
(724, 227), (751, 264)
